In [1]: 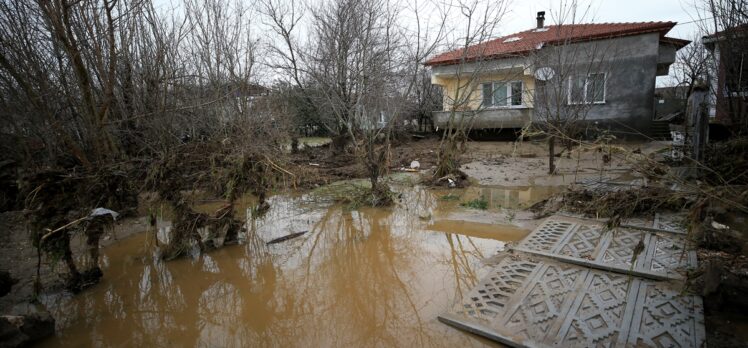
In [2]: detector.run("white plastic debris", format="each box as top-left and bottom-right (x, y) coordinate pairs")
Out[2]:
(410, 160), (420, 169)
(671, 131), (685, 146)
(90, 208), (119, 221)
(670, 131), (685, 161)
(711, 221), (729, 230)
(448, 178), (456, 188)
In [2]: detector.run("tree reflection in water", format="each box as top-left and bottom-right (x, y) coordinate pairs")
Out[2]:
(40, 186), (520, 347)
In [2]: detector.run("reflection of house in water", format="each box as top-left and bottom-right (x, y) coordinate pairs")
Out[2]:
(467, 185), (563, 209)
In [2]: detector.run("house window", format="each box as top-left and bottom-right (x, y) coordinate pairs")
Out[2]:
(482, 81), (523, 107)
(568, 73), (606, 104)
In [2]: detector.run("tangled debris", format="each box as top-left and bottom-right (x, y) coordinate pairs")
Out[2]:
(424, 170), (470, 188)
(692, 249), (748, 298)
(531, 186), (692, 220)
(146, 142), (293, 260)
(19, 166), (136, 292)
(309, 179), (396, 209)
(703, 137), (748, 185)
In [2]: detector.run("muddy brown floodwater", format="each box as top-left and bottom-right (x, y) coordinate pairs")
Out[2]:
(36, 185), (534, 347)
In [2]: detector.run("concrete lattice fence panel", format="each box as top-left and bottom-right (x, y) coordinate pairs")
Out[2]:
(439, 215), (705, 348)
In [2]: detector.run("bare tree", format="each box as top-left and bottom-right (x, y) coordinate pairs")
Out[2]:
(529, 1), (618, 174)
(0, 0), (131, 166)
(672, 34), (710, 98)
(2, 0), (291, 277)
(263, 0), (446, 204)
(427, 0), (510, 180)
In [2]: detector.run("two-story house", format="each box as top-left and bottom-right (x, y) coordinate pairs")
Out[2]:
(425, 12), (689, 136)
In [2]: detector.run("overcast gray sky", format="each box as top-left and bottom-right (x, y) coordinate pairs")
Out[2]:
(498, 0), (710, 86)
(500, 0), (706, 39)
(153, 0), (711, 86)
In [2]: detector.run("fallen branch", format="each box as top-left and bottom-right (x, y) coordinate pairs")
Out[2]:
(40, 216), (89, 242)
(267, 231), (308, 245)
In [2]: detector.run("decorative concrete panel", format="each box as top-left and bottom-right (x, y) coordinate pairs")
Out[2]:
(654, 213), (688, 233)
(516, 219), (576, 253)
(599, 228), (647, 269)
(627, 281), (705, 348)
(459, 259), (539, 322)
(439, 256), (705, 348)
(557, 224), (604, 259)
(513, 216), (695, 280)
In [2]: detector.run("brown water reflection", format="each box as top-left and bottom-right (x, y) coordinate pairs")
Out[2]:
(455, 185), (564, 210)
(39, 187), (526, 347)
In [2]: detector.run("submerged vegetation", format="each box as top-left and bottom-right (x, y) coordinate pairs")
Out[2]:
(439, 194), (461, 201)
(460, 198), (489, 210)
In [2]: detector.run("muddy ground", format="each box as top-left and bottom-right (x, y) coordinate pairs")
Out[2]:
(1, 136), (747, 347)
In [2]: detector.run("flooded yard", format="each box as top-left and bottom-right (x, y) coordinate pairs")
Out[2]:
(37, 185), (536, 347)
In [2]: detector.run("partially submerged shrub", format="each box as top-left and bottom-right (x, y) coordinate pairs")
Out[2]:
(461, 198), (488, 210)
(310, 179), (394, 209)
(20, 167), (134, 292)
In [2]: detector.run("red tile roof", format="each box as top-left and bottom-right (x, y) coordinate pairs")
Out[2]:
(425, 22), (681, 66)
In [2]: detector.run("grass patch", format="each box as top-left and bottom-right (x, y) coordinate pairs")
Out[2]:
(299, 137), (332, 147)
(387, 172), (419, 186)
(460, 198), (489, 210)
(309, 179), (394, 209)
(310, 179), (371, 202)
(440, 194), (460, 201)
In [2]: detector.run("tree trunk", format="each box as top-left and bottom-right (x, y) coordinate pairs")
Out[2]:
(61, 234), (81, 285)
(548, 136), (556, 175)
(331, 133), (350, 153)
(369, 174), (391, 207)
(291, 137), (299, 153)
(85, 223), (104, 274)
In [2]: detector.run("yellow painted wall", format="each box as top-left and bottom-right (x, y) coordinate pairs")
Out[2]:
(433, 70), (536, 111)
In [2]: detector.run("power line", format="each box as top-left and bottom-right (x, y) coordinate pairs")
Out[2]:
(673, 17), (715, 26)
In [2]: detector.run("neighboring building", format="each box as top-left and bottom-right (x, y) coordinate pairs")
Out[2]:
(223, 82), (271, 113)
(654, 86), (688, 121)
(702, 24), (748, 126)
(425, 12), (689, 135)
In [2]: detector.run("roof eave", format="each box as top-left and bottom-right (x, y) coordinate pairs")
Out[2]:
(661, 37), (691, 49)
(424, 50), (533, 67)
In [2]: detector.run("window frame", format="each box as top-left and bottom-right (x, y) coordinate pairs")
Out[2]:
(481, 80), (525, 108)
(567, 72), (607, 105)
